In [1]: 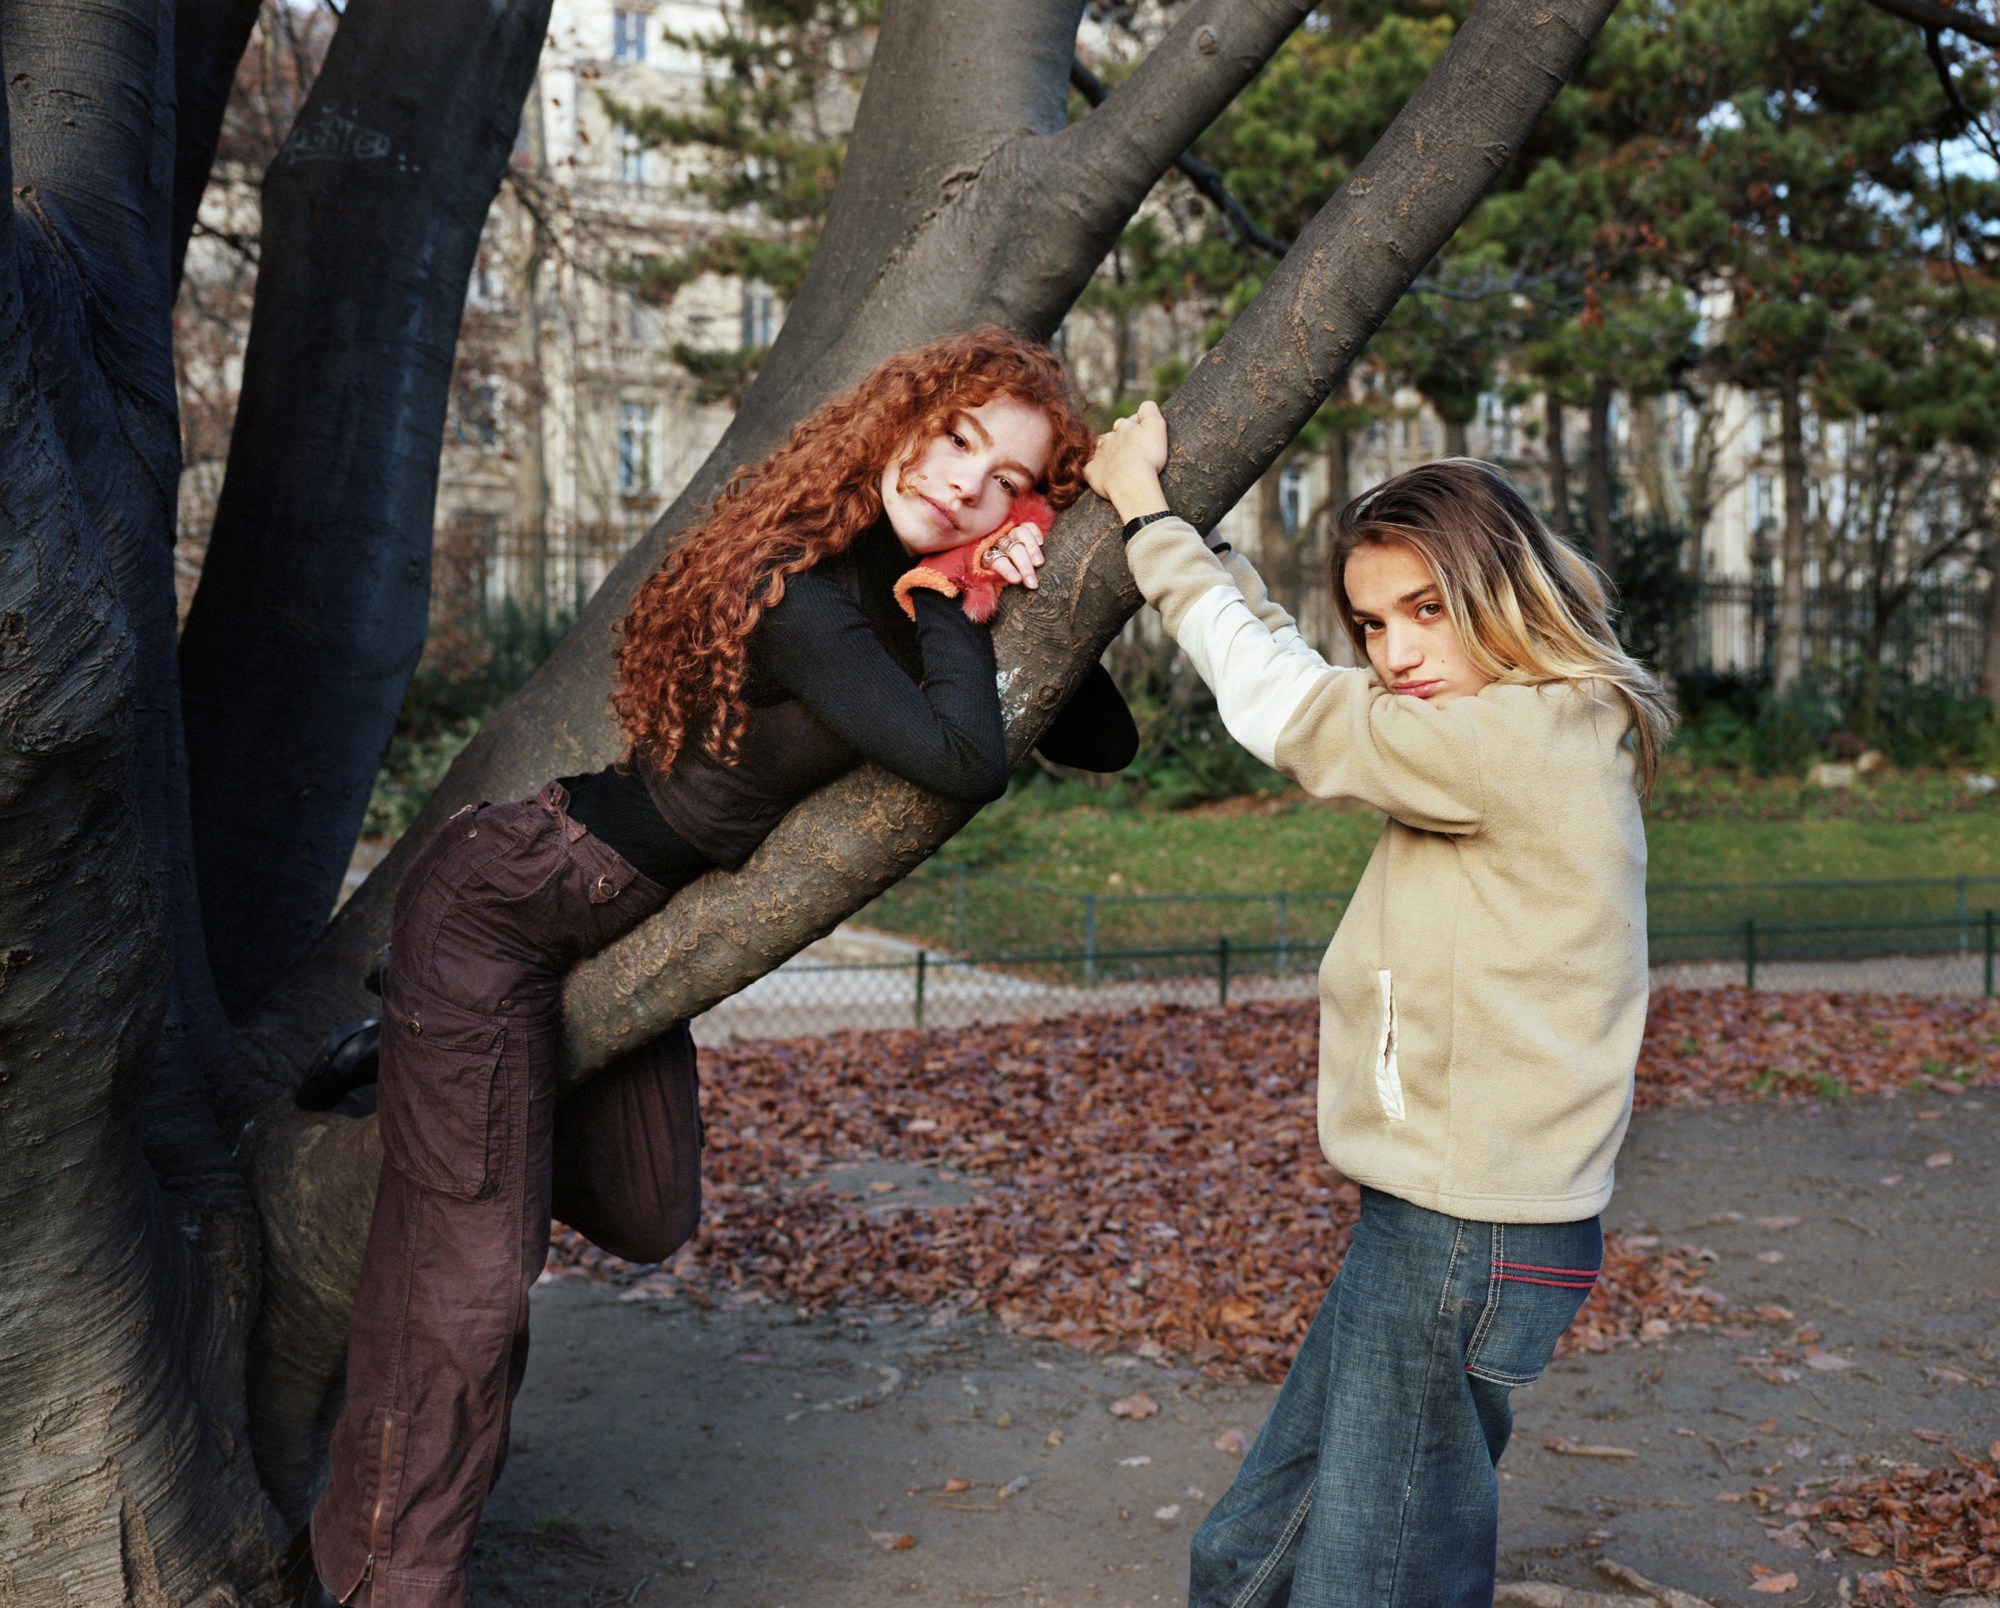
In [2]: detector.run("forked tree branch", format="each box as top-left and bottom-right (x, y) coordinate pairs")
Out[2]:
(1053, 0), (1314, 250)
(259, 0), (1312, 1044)
(1068, 56), (1294, 257)
(549, 0), (1622, 1087)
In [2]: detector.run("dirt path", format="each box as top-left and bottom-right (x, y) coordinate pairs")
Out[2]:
(476, 1093), (1996, 1608)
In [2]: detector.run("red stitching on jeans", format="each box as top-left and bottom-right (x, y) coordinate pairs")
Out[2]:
(1497, 1260), (1599, 1277)
(1497, 1272), (1597, 1289)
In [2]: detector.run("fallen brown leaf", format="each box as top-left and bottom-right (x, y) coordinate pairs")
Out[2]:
(1109, 1391), (1159, 1420)
(543, 991), (1999, 1390)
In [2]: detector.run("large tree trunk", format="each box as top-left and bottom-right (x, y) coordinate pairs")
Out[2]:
(0, 0), (1618, 1596)
(2, 0), (285, 1597)
(177, 0), (560, 1021)
(1773, 366), (1811, 693)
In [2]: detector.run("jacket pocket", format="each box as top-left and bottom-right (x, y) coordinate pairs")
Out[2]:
(1373, 969), (1406, 1123)
(377, 982), (508, 1200)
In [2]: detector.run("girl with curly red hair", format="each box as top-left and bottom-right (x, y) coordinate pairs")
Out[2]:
(301, 329), (1134, 1608)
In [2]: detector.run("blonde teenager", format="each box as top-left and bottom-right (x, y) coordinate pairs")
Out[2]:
(1089, 403), (1671, 1608)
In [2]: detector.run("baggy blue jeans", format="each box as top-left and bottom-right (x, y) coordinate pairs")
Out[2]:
(1189, 1186), (1603, 1608)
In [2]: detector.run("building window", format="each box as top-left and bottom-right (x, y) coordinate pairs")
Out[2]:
(618, 402), (655, 496)
(618, 130), (646, 187)
(613, 9), (646, 62)
(1278, 464), (1308, 536)
(741, 281), (775, 351)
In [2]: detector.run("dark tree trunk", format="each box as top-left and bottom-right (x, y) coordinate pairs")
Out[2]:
(1546, 391), (1572, 534)
(1326, 422), (1352, 511)
(1587, 374), (1615, 581)
(2, 0), (285, 1594)
(0, 0), (1619, 1595)
(1980, 541), (2000, 704)
(1260, 463), (1301, 615)
(1774, 367), (1810, 693)
(1443, 418), (1469, 458)
(177, 0), (560, 1020)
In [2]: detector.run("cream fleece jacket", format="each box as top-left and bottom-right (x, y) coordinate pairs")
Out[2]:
(1126, 517), (1648, 1222)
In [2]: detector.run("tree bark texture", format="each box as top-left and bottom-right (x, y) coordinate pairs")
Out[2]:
(1980, 541), (2000, 703)
(2, 7), (287, 1596)
(177, 0), (560, 1022)
(1774, 368), (1810, 692)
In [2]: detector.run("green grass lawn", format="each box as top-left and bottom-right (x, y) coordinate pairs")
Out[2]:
(858, 769), (2000, 958)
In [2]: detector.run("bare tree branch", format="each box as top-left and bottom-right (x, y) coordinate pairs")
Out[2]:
(1068, 56), (1293, 258)
(1864, 0), (2000, 50)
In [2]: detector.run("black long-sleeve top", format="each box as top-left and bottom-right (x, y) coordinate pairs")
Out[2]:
(564, 520), (1136, 887)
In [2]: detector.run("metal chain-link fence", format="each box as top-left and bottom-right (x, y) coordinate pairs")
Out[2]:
(699, 902), (2000, 1043)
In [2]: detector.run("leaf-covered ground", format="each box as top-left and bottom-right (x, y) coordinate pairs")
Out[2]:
(545, 987), (2000, 1598)
(551, 987), (1999, 1367)
(1802, 1443), (2000, 1605)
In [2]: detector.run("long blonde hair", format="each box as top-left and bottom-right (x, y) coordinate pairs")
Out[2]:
(1329, 458), (1674, 797)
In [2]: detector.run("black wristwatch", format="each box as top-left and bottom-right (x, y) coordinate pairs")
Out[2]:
(1121, 510), (1178, 541)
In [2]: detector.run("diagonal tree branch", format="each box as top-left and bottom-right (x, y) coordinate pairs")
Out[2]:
(170, 0), (266, 286)
(1069, 55), (1294, 258)
(1862, 0), (2000, 51)
(547, 0), (1623, 1089)
(1050, 0), (1315, 247)
(177, 0), (559, 1022)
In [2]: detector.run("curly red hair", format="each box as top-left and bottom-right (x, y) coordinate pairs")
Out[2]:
(613, 327), (1095, 770)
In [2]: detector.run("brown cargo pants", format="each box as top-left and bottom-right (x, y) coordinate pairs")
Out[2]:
(309, 784), (703, 1607)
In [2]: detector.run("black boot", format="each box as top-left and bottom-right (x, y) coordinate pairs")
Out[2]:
(294, 1018), (381, 1111)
